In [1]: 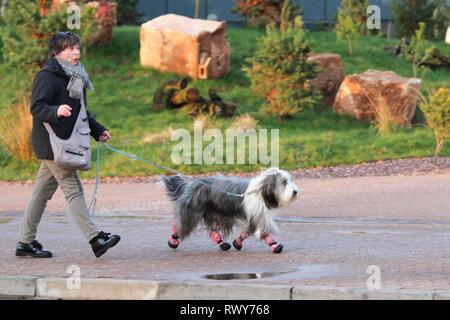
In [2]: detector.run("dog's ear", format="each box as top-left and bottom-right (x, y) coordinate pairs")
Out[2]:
(261, 174), (279, 209)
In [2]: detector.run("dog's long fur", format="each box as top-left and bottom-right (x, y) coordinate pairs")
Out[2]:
(162, 168), (298, 242)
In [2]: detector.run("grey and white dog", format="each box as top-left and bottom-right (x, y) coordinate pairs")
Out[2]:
(162, 167), (299, 253)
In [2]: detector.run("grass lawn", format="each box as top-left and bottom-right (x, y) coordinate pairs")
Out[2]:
(0, 26), (449, 180)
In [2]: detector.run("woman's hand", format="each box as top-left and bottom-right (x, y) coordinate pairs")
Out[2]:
(99, 130), (111, 143)
(57, 104), (72, 118)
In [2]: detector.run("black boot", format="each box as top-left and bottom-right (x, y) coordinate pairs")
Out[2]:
(90, 231), (120, 258)
(16, 240), (53, 258)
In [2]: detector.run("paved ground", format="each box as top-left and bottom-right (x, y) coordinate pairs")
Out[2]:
(0, 173), (449, 292)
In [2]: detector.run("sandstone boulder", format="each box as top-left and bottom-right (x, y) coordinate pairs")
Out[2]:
(140, 14), (230, 80)
(307, 53), (344, 106)
(332, 70), (422, 126)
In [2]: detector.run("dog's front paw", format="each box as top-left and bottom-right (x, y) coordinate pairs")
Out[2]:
(272, 243), (283, 254)
(232, 239), (242, 251)
(219, 242), (231, 251)
(168, 235), (179, 249)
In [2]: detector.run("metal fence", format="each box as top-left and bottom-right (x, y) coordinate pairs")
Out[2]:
(136, 0), (395, 23)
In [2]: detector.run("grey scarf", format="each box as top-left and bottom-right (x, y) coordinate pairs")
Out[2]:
(56, 57), (94, 99)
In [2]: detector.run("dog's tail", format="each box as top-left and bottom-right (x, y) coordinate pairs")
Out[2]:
(162, 175), (186, 201)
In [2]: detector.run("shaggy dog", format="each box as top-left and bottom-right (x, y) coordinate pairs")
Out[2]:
(162, 167), (299, 253)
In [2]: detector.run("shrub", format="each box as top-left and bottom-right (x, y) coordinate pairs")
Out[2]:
(0, 0), (106, 78)
(418, 87), (450, 161)
(0, 0), (61, 76)
(0, 94), (34, 162)
(0, 0), (116, 79)
(399, 22), (450, 74)
(83, 0), (117, 46)
(233, 0), (301, 28)
(245, 0), (320, 121)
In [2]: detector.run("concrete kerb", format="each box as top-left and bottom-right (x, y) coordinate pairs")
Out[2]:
(432, 292), (450, 300)
(157, 281), (292, 300)
(1, 276), (450, 300)
(292, 286), (438, 300)
(0, 276), (38, 298)
(36, 278), (160, 300)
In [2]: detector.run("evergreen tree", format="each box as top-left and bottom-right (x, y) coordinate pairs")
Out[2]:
(419, 87), (450, 161)
(407, 22), (427, 78)
(246, 0), (320, 120)
(336, 15), (359, 56)
(336, 0), (369, 36)
(392, 0), (435, 39)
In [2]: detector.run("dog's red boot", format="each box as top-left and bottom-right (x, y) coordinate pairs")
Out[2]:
(272, 243), (283, 253)
(233, 233), (249, 251)
(219, 242), (231, 251)
(168, 234), (179, 249)
(263, 235), (283, 254)
(210, 231), (231, 251)
(232, 239), (242, 250)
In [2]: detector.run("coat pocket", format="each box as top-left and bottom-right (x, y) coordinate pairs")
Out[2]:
(78, 127), (91, 135)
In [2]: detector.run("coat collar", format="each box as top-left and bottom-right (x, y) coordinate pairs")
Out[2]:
(42, 57), (68, 78)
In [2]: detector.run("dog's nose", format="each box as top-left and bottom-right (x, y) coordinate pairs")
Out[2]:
(293, 190), (298, 195)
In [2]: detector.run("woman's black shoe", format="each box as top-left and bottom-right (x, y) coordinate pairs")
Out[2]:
(90, 231), (121, 258)
(16, 241), (53, 258)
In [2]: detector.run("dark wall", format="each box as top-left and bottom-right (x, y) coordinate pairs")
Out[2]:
(136, 0), (394, 23)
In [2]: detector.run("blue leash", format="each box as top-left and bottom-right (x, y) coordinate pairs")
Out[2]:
(88, 142), (100, 216)
(88, 142), (260, 217)
(103, 143), (182, 176)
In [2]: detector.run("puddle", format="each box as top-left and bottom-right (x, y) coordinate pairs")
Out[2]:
(203, 270), (294, 280)
(202, 265), (338, 281)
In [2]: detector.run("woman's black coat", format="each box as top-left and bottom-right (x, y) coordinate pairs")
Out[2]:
(30, 57), (107, 160)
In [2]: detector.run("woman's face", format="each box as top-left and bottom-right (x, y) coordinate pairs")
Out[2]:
(57, 45), (80, 65)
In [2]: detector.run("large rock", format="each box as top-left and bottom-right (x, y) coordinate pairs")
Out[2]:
(140, 14), (231, 79)
(307, 53), (344, 107)
(332, 70), (422, 126)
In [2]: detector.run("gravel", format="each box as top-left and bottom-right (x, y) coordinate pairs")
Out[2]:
(2, 157), (449, 186)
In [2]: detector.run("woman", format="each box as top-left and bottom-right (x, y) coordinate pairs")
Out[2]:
(16, 32), (120, 258)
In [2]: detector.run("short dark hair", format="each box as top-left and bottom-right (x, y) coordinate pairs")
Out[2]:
(48, 32), (81, 58)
